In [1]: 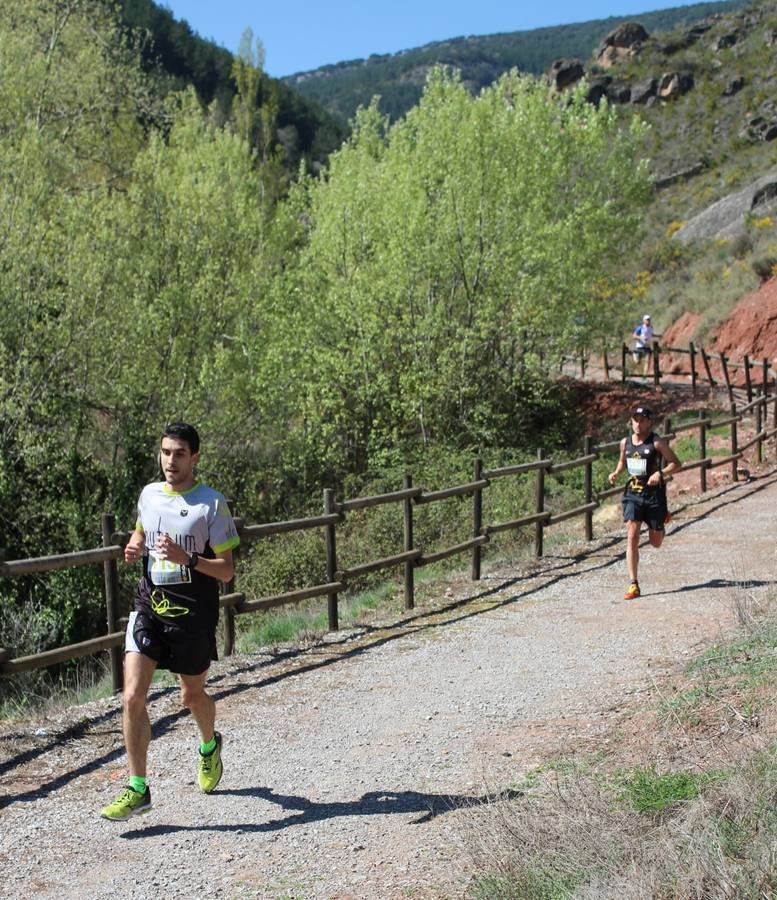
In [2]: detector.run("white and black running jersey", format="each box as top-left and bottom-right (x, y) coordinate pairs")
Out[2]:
(624, 432), (662, 495)
(133, 481), (239, 631)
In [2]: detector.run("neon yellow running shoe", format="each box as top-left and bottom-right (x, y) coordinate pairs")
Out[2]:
(198, 731), (223, 793)
(100, 785), (151, 821)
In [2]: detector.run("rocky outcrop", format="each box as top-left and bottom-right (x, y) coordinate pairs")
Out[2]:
(672, 170), (777, 243)
(714, 31), (739, 50)
(658, 72), (694, 100)
(596, 22), (649, 68)
(740, 102), (777, 143)
(652, 161), (705, 189)
(631, 78), (657, 104)
(548, 58), (584, 91)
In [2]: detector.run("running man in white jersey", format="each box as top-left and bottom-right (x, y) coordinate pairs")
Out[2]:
(101, 422), (239, 821)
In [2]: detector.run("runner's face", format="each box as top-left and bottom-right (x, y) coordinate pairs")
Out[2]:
(160, 437), (199, 490)
(631, 414), (651, 437)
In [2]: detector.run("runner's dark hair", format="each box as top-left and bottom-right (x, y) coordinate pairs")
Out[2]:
(162, 422), (200, 454)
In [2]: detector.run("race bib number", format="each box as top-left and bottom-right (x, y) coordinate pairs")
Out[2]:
(149, 552), (191, 586)
(626, 457), (647, 477)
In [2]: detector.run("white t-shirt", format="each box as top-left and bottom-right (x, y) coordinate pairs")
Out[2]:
(634, 323), (653, 349)
(133, 481), (239, 629)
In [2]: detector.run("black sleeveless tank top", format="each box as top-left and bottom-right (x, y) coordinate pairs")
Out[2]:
(624, 431), (662, 495)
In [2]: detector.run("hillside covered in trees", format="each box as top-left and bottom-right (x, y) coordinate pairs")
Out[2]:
(116, 0), (346, 165)
(282, 0), (748, 122)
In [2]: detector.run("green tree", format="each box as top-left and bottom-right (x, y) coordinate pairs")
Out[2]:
(273, 69), (650, 471)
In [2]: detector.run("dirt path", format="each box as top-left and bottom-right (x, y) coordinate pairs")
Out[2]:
(2, 468), (777, 898)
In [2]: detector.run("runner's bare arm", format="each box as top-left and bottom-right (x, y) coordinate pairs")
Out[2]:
(124, 529), (145, 563)
(608, 438), (628, 485)
(649, 437), (682, 486)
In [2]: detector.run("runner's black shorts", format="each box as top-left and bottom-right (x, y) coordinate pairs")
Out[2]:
(125, 610), (217, 676)
(622, 487), (667, 532)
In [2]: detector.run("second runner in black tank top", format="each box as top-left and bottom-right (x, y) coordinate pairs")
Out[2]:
(624, 431), (662, 495)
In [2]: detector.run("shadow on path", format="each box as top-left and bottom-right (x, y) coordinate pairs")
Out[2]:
(119, 786), (523, 838)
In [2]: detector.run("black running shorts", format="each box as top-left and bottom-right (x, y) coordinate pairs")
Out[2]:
(621, 488), (667, 533)
(125, 610), (217, 676)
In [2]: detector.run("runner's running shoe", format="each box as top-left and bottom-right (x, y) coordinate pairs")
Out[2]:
(100, 785), (151, 820)
(623, 581), (641, 600)
(198, 731), (223, 793)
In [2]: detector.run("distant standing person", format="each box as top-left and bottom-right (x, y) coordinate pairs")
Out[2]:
(101, 422), (240, 821)
(608, 404), (681, 600)
(632, 314), (654, 374)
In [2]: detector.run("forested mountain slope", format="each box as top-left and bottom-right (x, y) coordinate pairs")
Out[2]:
(282, 0), (748, 122)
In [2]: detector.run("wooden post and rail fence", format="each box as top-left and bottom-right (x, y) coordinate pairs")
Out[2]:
(603, 341), (773, 404)
(3, 390), (777, 692)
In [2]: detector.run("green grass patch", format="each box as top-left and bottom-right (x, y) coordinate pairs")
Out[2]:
(470, 868), (583, 900)
(614, 766), (724, 814)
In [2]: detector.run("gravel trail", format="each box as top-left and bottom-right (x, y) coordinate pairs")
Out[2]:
(2, 469), (776, 898)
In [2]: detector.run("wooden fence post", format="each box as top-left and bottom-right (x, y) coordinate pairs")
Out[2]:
(772, 391), (777, 453)
(403, 473), (415, 609)
(602, 350), (610, 381)
(699, 409), (708, 493)
(700, 346), (716, 386)
(689, 341), (697, 397)
(471, 458), (483, 581)
(584, 435), (593, 542)
(621, 343), (627, 383)
(0, 549), (9, 667)
(756, 392), (763, 465)
(763, 358), (769, 399)
(720, 353), (734, 404)
(730, 402), (739, 482)
(222, 499), (237, 657)
(652, 344), (660, 387)
(744, 354), (753, 404)
(534, 448), (545, 559)
(324, 489), (339, 631)
(101, 513), (123, 694)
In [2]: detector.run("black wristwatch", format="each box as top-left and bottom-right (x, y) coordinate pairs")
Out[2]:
(188, 552), (200, 570)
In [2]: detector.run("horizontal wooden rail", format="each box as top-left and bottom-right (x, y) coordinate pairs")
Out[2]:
(596, 483), (624, 500)
(548, 453), (597, 474)
(547, 501), (599, 526)
(661, 345), (691, 354)
(672, 418), (714, 433)
(737, 430), (768, 453)
(235, 582), (346, 614)
(676, 456), (712, 472)
(240, 513), (342, 539)
(338, 548), (422, 580)
(483, 459), (551, 479)
(486, 509), (551, 535)
(415, 480), (489, 504)
(0, 545), (122, 577)
(593, 439), (621, 454)
(418, 535), (488, 566)
(738, 395), (771, 415)
(0, 631), (125, 674)
(708, 452), (742, 469)
(338, 486), (422, 512)
(709, 414), (740, 429)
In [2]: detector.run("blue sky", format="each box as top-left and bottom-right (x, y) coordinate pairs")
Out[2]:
(160, 1), (715, 77)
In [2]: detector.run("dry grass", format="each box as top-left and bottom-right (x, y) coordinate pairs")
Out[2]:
(458, 584), (777, 899)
